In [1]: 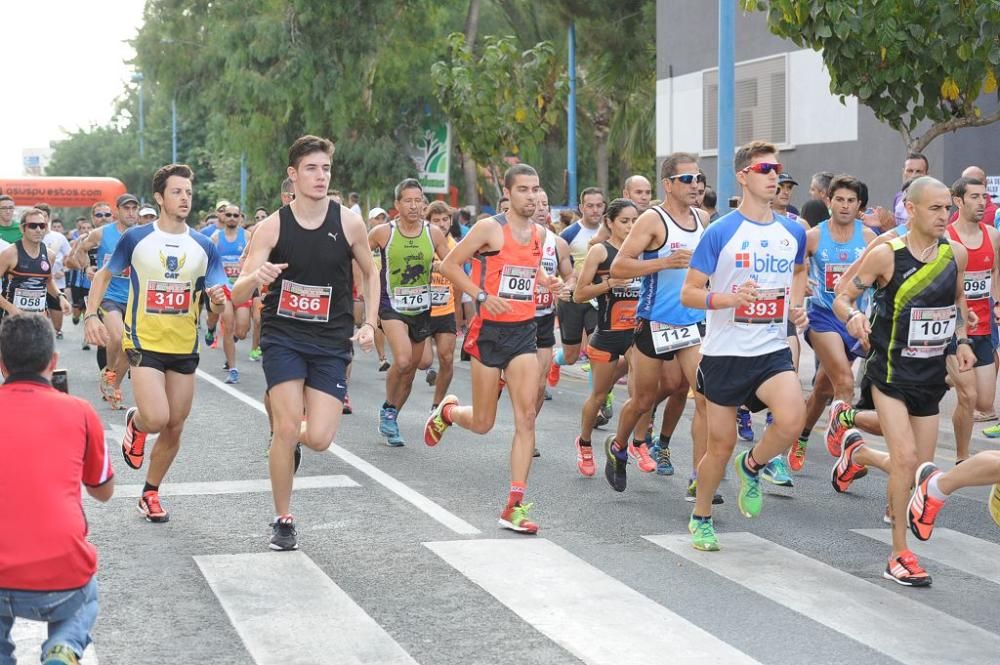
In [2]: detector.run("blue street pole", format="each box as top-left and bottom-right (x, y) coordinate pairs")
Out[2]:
(717, 0), (736, 209)
(171, 96), (178, 163)
(240, 152), (247, 213)
(567, 21), (577, 208)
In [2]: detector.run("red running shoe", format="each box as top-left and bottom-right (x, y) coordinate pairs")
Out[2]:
(575, 437), (596, 477)
(547, 361), (560, 387)
(826, 400), (852, 457)
(138, 490), (169, 523)
(907, 462), (945, 541)
(884, 550), (931, 587)
(122, 407), (148, 470)
(628, 441), (656, 473)
(831, 429), (866, 493)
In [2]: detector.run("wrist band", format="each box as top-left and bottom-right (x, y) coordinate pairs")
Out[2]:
(847, 310), (863, 322)
(361, 322), (376, 332)
(84, 313), (100, 322)
(705, 293), (715, 310)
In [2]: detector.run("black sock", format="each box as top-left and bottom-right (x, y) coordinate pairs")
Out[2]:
(383, 401), (394, 410)
(800, 428), (811, 440)
(658, 435), (671, 448)
(579, 438), (591, 447)
(633, 438), (646, 449)
(744, 449), (763, 474)
(208, 325), (216, 333)
(142, 482), (159, 494)
(692, 513), (711, 521)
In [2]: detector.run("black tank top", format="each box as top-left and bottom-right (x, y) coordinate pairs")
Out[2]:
(4, 241), (50, 313)
(261, 202), (353, 348)
(595, 241), (640, 333)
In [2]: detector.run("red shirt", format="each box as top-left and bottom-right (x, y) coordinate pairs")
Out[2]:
(947, 222), (994, 337)
(0, 377), (112, 590)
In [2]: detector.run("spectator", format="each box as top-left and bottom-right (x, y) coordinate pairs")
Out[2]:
(348, 192), (361, 216)
(701, 186), (719, 222)
(0, 314), (113, 665)
(892, 152), (929, 226)
(809, 171), (834, 203)
(799, 199), (829, 228)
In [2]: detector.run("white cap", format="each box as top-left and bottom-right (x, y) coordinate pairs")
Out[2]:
(368, 207), (387, 220)
(139, 206), (157, 217)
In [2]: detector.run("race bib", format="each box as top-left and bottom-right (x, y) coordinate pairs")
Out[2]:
(904, 305), (956, 358)
(649, 321), (701, 354)
(430, 284), (451, 307)
(13, 288), (45, 313)
(277, 280), (331, 322)
(498, 265), (537, 301)
(963, 270), (991, 300)
(392, 285), (430, 313)
(223, 261), (241, 279)
(535, 286), (554, 310)
(733, 287), (786, 325)
(612, 277), (642, 299)
(824, 264), (849, 294)
(145, 280), (191, 315)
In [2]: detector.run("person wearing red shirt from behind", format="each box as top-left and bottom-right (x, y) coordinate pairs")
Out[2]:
(0, 314), (114, 665)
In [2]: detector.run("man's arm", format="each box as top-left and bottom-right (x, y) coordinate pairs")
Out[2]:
(610, 209), (685, 279)
(439, 220), (511, 317)
(68, 226), (102, 273)
(833, 243), (894, 350)
(838, 227), (898, 291)
(81, 405), (114, 502)
(231, 215), (281, 305)
(344, 209), (379, 329)
(573, 243), (610, 303)
(45, 249), (71, 314)
(429, 225), (451, 260)
(0, 247), (18, 314)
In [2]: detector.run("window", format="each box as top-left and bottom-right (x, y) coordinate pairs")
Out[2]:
(703, 55), (787, 151)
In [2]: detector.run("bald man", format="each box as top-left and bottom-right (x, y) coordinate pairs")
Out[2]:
(950, 166), (997, 226)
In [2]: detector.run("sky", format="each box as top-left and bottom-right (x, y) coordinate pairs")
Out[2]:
(0, 1), (145, 177)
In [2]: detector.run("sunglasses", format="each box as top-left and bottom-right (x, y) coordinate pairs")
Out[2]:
(222, 213), (240, 218)
(0, 206), (14, 212)
(742, 162), (784, 175)
(667, 173), (707, 185)
(94, 212), (113, 219)
(23, 222), (47, 230)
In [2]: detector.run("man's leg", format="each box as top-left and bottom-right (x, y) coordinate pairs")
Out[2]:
(102, 309), (129, 392)
(382, 319), (424, 412)
(145, 370), (196, 487)
(445, 358), (502, 435)
(534, 345), (554, 412)
(499, 352), (541, 531)
(810, 331), (857, 402)
(909, 449), (1000, 541)
(936, 450), (1000, 493)
(221, 300), (237, 372)
(946, 355), (976, 461)
(249, 297), (263, 358)
(267, 380), (307, 517)
(974, 360), (997, 417)
(38, 577), (98, 661)
(677, 346), (707, 476)
(432, 332), (456, 407)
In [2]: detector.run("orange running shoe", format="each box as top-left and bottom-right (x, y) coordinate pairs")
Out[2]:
(788, 434), (808, 472)
(499, 502), (539, 534)
(826, 400), (852, 457)
(425, 395), (458, 447)
(884, 550), (931, 587)
(99, 368), (116, 401)
(831, 429), (866, 493)
(575, 437), (596, 477)
(628, 441), (656, 473)
(108, 388), (125, 411)
(138, 490), (169, 523)
(907, 462), (945, 541)
(121, 407), (148, 470)
(547, 361), (560, 387)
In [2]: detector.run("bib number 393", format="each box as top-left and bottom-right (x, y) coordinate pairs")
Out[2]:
(733, 287), (787, 325)
(498, 265), (537, 301)
(277, 280), (332, 322)
(145, 281), (192, 315)
(904, 305), (956, 358)
(649, 321), (701, 354)
(13, 288), (45, 313)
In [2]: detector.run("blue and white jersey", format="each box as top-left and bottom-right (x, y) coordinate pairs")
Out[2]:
(636, 206), (705, 325)
(560, 221), (601, 269)
(96, 223), (130, 304)
(808, 219), (867, 312)
(690, 210), (806, 357)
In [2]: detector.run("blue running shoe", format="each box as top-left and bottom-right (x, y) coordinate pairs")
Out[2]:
(737, 406), (754, 442)
(225, 367), (240, 384)
(655, 444), (675, 475)
(379, 406), (405, 446)
(761, 455), (794, 487)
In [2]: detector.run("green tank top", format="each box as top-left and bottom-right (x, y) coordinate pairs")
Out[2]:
(379, 221), (434, 315)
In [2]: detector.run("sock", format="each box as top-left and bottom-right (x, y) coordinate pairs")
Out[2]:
(208, 325), (216, 333)
(632, 438), (646, 450)
(383, 402), (396, 411)
(800, 428), (811, 440)
(692, 513), (711, 522)
(611, 439), (628, 461)
(441, 403), (456, 425)
(142, 482), (159, 495)
(927, 475), (949, 500)
(658, 435), (671, 448)
(839, 406), (856, 428)
(553, 348), (565, 366)
(507, 481), (526, 508)
(579, 438), (591, 447)
(743, 449), (763, 475)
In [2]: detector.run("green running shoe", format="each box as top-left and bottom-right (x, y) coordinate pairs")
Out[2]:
(984, 423), (1000, 439)
(689, 514), (720, 551)
(733, 450), (763, 518)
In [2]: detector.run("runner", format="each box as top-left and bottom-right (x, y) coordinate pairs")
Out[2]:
(84, 164), (229, 525)
(369, 178), (450, 446)
(420, 200), (460, 410)
(680, 140), (808, 552)
(40, 212), (72, 340)
(67, 218), (95, 341)
(211, 204), (251, 384)
(572, 198), (640, 477)
(833, 175), (975, 586)
(232, 135), (378, 550)
(425, 163), (551, 533)
(0, 209), (71, 320)
(69, 196), (140, 409)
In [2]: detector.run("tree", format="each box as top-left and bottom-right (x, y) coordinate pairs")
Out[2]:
(745, 0), (1000, 151)
(431, 33), (568, 201)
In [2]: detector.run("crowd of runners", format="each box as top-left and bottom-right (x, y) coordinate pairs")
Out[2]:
(3, 135), (1000, 589)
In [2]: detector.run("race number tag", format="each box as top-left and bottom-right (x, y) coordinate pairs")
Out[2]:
(430, 284), (451, 307)
(612, 277), (642, 299)
(392, 285), (430, 313)
(223, 261), (241, 279)
(145, 281), (192, 315)
(904, 306), (955, 357)
(733, 287), (786, 325)
(498, 265), (537, 301)
(963, 270), (991, 300)
(535, 286), (554, 310)
(649, 321), (701, 354)
(13, 288), (45, 313)
(824, 264), (849, 294)
(277, 280), (331, 322)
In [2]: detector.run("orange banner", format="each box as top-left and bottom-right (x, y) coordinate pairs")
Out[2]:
(0, 177), (127, 208)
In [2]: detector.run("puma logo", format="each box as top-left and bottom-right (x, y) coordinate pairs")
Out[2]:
(328, 232), (339, 242)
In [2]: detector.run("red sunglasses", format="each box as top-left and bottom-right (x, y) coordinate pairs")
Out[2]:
(742, 162), (783, 175)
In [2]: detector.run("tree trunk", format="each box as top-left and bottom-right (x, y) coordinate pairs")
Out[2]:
(593, 96), (612, 196)
(464, 0), (481, 45)
(461, 0), (482, 212)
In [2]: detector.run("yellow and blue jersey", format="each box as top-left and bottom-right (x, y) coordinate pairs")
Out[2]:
(107, 222), (228, 354)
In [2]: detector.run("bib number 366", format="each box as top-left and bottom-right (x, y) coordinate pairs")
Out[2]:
(277, 280), (332, 322)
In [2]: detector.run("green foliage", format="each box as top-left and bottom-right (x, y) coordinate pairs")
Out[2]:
(746, 0), (1000, 150)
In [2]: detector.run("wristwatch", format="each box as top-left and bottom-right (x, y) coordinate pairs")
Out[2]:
(476, 290), (488, 304)
(957, 338), (974, 347)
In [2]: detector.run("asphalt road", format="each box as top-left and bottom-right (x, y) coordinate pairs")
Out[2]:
(10, 321), (1000, 665)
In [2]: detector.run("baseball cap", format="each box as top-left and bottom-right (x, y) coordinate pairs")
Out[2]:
(116, 193), (139, 207)
(368, 207), (387, 220)
(777, 173), (798, 186)
(139, 206), (157, 217)
(215, 199), (232, 211)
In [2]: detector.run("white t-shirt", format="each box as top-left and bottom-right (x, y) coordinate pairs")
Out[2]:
(43, 231), (72, 289)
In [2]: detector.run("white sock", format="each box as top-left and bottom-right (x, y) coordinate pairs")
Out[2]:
(927, 474), (949, 501)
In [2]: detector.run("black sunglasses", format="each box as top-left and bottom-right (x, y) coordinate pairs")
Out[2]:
(222, 213), (240, 218)
(94, 212), (113, 219)
(23, 222), (47, 230)
(667, 173), (706, 185)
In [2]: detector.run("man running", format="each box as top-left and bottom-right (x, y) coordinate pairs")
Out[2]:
(421, 200), (460, 410)
(833, 175), (975, 586)
(369, 178), (450, 446)
(0, 209), (71, 319)
(232, 136), (378, 551)
(84, 164), (229, 524)
(425, 164), (550, 534)
(907, 450), (1000, 540)
(211, 203), (251, 384)
(680, 140), (808, 552)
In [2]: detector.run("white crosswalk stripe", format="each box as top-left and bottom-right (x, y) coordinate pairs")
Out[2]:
(425, 538), (762, 665)
(646, 531), (1000, 665)
(10, 620), (99, 664)
(853, 528), (1000, 585)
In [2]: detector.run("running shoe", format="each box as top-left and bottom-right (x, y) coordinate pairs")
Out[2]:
(601, 393), (614, 421)
(99, 368), (116, 401)
(138, 490), (169, 523)
(733, 451), (763, 518)
(543, 387), (553, 401)
(689, 514), (720, 552)
(883, 550), (931, 587)
(989, 483), (1000, 528)
(581, 361), (591, 373)
(831, 429), (867, 493)
(907, 462), (945, 541)
(533, 447), (541, 458)
(424, 395), (458, 446)
(826, 400), (852, 456)
(426, 368), (438, 386)
(789, 434), (809, 472)
(655, 444), (675, 476)
(294, 442), (302, 474)
(42, 644), (78, 664)
(121, 407), (148, 470)
(499, 502), (539, 534)
(223, 361), (230, 371)
(205, 328), (216, 347)
(594, 410), (610, 428)
(575, 437), (596, 476)
(883, 504), (892, 525)
(225, 367), (240, 384)
(983, 423), (1000, 438)
(378, 359), (390, 372)
(269, 515), (298, 551)
(737, 406), (754, 441)
(379, 406), (404, 447)
(604, 435), (627, 492)
(108, 388), (125, 411)
(55, 330), (63, 340)
(628, 440), (656, 473)
(81, 342), (90, 351)
(342, 395), (352, 415)
(684, 478), (724, 505)
(761, 455), (794, 487)
(248, 347), (262, 361)
(547, 361), (561, 387)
